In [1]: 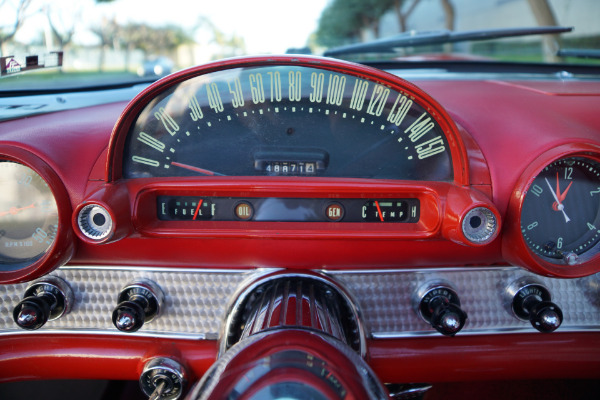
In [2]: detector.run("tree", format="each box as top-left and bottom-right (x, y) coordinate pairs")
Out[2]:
(526, 0), (560, 62)
(315, 0), (426, 47)
(440, 0), (455, 31)
(316, 0), (393, 47)
(90, 17), (120, 71)
(44, 4), (79, 51)
(392, 0), (421, 32)
(0, 0), (31, 57)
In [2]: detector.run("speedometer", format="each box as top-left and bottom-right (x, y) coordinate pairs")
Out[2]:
(117, 57), (463, 182)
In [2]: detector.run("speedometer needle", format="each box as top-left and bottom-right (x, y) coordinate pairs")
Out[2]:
(0, 203), (35, 217)
(545, 177), (570, 223)
(171, 162), (225, 176)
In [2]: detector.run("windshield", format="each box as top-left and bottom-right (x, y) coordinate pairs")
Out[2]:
(0, 0), (598, 91)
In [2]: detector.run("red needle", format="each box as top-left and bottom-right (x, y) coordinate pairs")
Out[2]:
(559, 181), (573, 203)
(193, 199), (203, 220)
(552, 172), (573, 211)
(375, 201), (384, 222)
(0, 203), (35, 217)
(171, 162), (221, 176)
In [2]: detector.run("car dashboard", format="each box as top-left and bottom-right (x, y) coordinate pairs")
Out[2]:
(1, 55), (599, 399)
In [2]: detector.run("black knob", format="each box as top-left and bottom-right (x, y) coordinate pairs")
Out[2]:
(12, 276), (73, 330)
(509, 280), (563, 333)
(13, 295), (53, 330)
(112, 300), (146, 332)
(429, 298), (468, 336)
(112, 279), (164, 333)
(528, 301), (563, 333)
(414, 282), (468, 336)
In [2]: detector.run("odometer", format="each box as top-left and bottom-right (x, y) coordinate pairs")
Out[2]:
(121, 58), (458, 181)
(521, 157), (600, 264)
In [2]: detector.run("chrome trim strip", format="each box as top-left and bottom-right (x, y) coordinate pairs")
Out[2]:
(0, 266), (598, 341)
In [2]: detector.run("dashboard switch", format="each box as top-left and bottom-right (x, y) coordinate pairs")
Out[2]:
(505, 277), (563, 333)
(12, 276), (74, 330)
(414, 281), (468, 336)
(112, 279), (164, 332)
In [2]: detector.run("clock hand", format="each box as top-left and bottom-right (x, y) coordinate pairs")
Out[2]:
(545, 177), (570, 223)
(559, 181), (573, 203)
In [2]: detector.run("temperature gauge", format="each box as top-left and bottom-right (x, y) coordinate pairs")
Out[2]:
(157, 196), (216, 221)
(362, 200), (419, 222)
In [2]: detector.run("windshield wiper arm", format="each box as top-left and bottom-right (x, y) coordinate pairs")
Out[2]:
(557, 48), (600, 59)
(324, 26), (573, 57)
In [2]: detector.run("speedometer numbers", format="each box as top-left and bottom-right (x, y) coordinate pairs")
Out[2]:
(119, 57), (461, 182)
(521, 157), (600, 266)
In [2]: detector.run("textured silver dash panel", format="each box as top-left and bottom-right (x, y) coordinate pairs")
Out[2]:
(0, 267), (250, 338)
(0, 266), (599, 339)
(330, 268), (600, 337)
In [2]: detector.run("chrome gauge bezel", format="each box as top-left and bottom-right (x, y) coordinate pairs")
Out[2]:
(503, 143), (600, 278)
(107, 55), (469, 186)
(0, 145), (74, 283)
(0, 161), (59, 269)
(521, 156), (600, 266)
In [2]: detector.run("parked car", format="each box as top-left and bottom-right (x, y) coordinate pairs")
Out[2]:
(137, 57), (175, 77)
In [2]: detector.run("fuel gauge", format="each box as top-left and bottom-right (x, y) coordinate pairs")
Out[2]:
(157, 196), (216, 221)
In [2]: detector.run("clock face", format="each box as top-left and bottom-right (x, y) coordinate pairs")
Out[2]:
(521, 157), (600, 264)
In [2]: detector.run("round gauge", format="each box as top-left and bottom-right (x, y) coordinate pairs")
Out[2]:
(0, 161), (59, 271)
(114, 57), (466, 183)
(520, 157), (600, 264)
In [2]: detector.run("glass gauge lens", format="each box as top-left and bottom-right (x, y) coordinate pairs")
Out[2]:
(0, 161), (59, 271)
(521, 157), (600, 262)
(123, 64), (453, 181)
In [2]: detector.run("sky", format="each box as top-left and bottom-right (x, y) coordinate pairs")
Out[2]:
(4, 0), (330, 54)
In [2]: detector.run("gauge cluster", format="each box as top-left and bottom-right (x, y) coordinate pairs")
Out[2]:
(156, 196), (420, 223)
(1, 54), (600, 393)
(0, 56), (599, 284)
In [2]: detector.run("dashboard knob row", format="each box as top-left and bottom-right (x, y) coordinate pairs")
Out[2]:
(12, 275), (562, 334)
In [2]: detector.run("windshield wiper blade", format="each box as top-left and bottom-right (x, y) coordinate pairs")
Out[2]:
(324, 26), (573, 57)
(557, 48), (600, 59)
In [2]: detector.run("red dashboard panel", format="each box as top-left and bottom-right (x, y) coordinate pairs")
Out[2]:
(1, 56), (600, 396)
